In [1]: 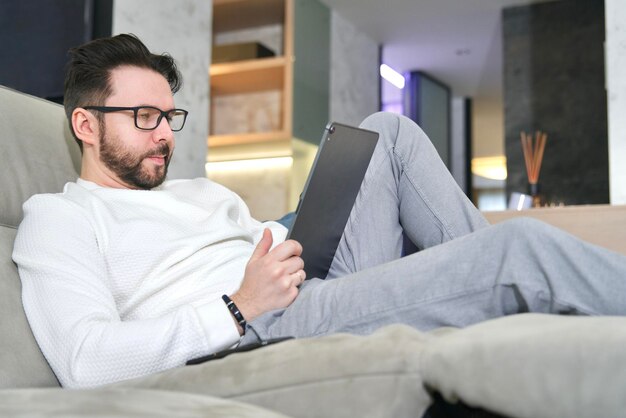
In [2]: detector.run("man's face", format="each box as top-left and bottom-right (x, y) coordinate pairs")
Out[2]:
(98, 115), (172, 190)
(94, 66), (176, 190)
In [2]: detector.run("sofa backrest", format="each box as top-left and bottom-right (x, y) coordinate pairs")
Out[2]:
(0, 225), (60, 388)
(0, 85), (81, 228)
(0, 85), (80, 388)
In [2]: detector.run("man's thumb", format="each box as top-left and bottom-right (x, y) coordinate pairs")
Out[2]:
(251, 228), (273, 260)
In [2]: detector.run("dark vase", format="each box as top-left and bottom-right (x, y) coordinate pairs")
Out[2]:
(527, 182), (543, 207)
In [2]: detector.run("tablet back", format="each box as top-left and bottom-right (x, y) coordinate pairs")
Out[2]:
(287, 122), (379, 279)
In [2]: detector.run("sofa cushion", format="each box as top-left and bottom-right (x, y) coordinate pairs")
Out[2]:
(0, 387), (290, 417)
(421, 313), (626, 418)
(0, 85), (80, 228)
(0, 225), (59, 389)
(113, 324), (433, 418)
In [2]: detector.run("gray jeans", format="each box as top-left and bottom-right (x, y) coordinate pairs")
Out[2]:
(244, 112), (626, 342)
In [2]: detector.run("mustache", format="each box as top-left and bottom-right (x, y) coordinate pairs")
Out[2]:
(142, 143), (171, 160)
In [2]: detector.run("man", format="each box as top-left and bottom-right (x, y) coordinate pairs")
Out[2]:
(13, 34), (626, 389)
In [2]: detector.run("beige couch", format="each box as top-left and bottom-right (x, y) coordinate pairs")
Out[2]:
(2, 84), (626, 418)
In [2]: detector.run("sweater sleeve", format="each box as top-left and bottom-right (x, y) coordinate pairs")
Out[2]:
(229, 191), (288, 247)
(13, 194), (241, 389)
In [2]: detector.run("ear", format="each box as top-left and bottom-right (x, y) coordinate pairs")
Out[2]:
(72, 108), (100, 146)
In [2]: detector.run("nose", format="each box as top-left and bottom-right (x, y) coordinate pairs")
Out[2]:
(152, 116), (175, 143)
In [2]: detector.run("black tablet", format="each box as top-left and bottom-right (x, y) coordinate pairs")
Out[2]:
(287, 122), (379, 280)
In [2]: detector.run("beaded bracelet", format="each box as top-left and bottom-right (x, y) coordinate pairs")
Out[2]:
(222, 294), (246, 334)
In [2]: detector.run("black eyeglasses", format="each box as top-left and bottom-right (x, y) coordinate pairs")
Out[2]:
(83, 106), (189, 132)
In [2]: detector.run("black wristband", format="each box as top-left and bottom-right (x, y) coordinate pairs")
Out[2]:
(222, 294), (246, 334)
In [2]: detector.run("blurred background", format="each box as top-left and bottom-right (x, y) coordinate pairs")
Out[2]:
(2, 0), (623, 220)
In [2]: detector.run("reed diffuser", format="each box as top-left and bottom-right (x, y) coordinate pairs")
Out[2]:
(520, 130), (547, 207)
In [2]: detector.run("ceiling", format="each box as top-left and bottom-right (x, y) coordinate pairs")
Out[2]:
(319, 0), (552, 100)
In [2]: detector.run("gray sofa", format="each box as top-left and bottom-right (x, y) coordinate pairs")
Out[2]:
(2, 84), (626, 418)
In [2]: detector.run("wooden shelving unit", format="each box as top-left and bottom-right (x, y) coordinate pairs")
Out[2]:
(209, 0), (293, 148)
(210, 57), (287, 94)
(209, 130), (291, 147)
(207, 0), (330, 219)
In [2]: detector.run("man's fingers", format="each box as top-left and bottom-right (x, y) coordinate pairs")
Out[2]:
(267, 239), (303, 262)
(285, 255), (305, 274)
(250, 228), (273, 261)
(291, 270), (306, 286)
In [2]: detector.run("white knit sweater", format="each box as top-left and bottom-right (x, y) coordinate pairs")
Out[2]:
(13, 178), (287, 388)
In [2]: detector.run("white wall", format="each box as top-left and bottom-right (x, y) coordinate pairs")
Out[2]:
(605, 0), (626, 204)
(112, 0), (212, 180)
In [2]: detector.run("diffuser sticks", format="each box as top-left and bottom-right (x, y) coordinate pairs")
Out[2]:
(520, 131), (547, 205)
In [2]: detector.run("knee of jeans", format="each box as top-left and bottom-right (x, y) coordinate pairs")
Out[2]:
(359, 111), (399, 136)
(360, 112), (433, 156)
(360, 111), (395, 126)
(498, 217), (551, 241)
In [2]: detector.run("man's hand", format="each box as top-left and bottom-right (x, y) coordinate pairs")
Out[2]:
(230, 228), (305, 328)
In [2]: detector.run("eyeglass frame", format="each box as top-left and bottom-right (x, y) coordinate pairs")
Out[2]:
(82, 106), (189, 132)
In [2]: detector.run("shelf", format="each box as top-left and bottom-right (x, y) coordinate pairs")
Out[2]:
(213, 0), (285, 33)
(210, 56), (287, 95)
(209, 130), (291, 147)
(209, 0), (293, 147)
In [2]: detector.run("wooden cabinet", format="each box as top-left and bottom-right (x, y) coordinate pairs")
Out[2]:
(208, 0), (330, 219)
(209, 0), (293, 147)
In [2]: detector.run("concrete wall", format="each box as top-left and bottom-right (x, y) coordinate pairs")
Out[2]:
(112, 0), (212, 180)
(329, 11), (379, 126)
(503, 0), (608, 205)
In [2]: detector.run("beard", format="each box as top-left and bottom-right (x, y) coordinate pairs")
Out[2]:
(98, 123), (171, 190)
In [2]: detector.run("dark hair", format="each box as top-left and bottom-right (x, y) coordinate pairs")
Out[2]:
(63, 34), (183, 151)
